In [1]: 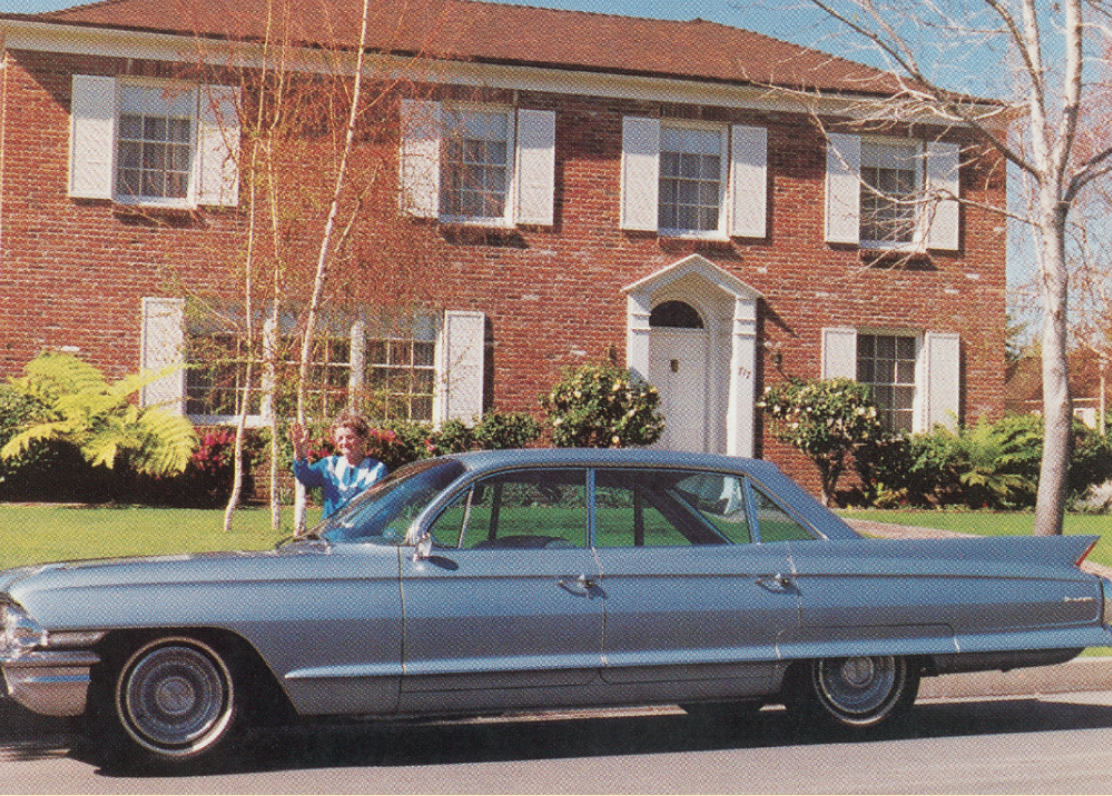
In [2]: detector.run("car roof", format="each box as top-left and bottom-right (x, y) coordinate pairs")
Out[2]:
(442, 447), (781, 476)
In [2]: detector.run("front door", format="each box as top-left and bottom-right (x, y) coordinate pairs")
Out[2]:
(650, 328), (710, 452)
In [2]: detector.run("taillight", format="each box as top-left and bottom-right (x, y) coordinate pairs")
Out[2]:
(1076, 539), (1099, 568)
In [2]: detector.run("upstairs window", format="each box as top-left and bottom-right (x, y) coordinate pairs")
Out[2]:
(441, 108), (511, 222)
(116, 85), (195, 202)
(658, 126), (726, 235)
(70, 76), (239, 207)
(400, 100), (555, 227)
(621, 117), (767, 239)
(826, 133), (960, 251)
(859, 140), (920, 247)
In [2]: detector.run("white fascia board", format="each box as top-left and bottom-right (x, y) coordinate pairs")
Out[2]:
(1, 19), (1001, 125)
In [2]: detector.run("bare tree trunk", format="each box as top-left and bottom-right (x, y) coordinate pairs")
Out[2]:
(1033, 201), (1072, 535)
(293, 0), (373, 534)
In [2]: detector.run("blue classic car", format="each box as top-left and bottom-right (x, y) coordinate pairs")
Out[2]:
(2, 448), (1110, 767)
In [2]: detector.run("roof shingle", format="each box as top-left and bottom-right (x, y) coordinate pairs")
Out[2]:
(25, 0), (905, 96)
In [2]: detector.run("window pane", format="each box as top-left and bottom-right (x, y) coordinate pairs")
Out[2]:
(751, 486), (815, 542)
(857, 333), (917, 434)
(441, 108), (510, 220)
(860, 140), (920, 244)
(456, 470), (588, 549)
(658, 126), (723, 233)
(116, 89), (193, 202)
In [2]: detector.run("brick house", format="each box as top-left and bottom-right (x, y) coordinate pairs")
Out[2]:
(0, 0), (1006, 496)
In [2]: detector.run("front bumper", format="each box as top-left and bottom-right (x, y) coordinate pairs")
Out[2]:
(1, 650), (101, 717)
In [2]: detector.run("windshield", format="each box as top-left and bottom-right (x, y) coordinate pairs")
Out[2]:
(319, 459), (467, 544)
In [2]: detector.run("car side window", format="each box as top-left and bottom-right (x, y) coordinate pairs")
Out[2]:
(671, 472), (751, 544)
(593, 469), (743, 547)
(750, 484), (816, 542)
(429, 468), (589, 549)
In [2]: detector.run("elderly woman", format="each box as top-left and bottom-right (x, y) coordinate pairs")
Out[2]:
(289, 408), (387, 518)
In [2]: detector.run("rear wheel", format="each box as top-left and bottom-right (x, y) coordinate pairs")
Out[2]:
(92, 636), (241, 768)
(797, 655), (919, 731)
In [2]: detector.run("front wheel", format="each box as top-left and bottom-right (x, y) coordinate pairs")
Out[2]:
(796, 655), (919, 731)
(92, 636), (241, 768)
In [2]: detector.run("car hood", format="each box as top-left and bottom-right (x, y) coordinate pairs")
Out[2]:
(2, 541), (396, 604)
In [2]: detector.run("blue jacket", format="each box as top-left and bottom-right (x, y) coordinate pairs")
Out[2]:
(293, 455), (387, 517)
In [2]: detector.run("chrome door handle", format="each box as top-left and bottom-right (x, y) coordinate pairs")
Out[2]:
(558, 574), (597, 598)
(756, 573), (794, 593)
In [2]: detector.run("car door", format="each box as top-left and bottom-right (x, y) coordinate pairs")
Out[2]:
(397, 467), (605, 714)
(591, 468), (798, 699)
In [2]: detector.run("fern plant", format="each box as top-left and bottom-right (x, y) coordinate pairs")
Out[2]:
(1, 353), (197, 477)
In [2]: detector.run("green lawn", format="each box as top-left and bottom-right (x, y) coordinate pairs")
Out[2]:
(0, 505), (312, 570)
(841, 509), (1112, 568)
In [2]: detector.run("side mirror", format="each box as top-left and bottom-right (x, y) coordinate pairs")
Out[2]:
(412, 532), (433, 562)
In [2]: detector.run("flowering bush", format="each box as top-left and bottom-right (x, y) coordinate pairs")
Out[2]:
(758, 378), (883, 506)
(540, 363), (664, 448)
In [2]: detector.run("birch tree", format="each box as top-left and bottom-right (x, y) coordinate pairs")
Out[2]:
(786, 0), (1112, 534)
(177, 0), (450, 532)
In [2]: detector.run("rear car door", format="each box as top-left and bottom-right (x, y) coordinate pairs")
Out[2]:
(591, 468), (798, 698)
(397, 467), (605, 713)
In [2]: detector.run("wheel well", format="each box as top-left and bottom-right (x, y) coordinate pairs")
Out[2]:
(92, 628), (294, 723)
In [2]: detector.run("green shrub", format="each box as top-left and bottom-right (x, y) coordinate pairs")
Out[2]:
(540, 363), (664, 448)
(867, 414), (1112, 510)
(131, 427), (265, 508)
(472, 412), (542, 450)
(758, 378), (884, 506)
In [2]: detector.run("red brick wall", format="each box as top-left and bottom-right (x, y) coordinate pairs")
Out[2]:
(0, 50), (1007, 497)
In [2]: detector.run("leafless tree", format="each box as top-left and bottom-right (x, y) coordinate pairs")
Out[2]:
(780, 0), (1112, 534)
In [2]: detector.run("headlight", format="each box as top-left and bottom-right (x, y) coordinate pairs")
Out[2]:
(0, 603), (49, 658)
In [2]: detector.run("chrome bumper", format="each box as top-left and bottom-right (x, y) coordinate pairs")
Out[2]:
(1, 650), (101, 717)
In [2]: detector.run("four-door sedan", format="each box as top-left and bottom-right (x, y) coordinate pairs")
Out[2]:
(2, 448), (1111, 767)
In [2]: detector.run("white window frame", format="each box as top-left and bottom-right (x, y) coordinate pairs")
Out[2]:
(859, 138), (923, 250)
(70, 75), (240, 208)
(657, 121), (729, 239)
(825, 133), (960, 252)
(400, 100), (555, 228)
(621, 117), (767, 240)
(440, 103), (516, 226)
(821, 326), (960, 433)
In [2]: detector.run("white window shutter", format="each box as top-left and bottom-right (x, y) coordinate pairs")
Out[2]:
(621, 116), (660, 232)
(400, 99), (441, 219)
(825, 133), (861, 245)
(926, 142), (960, 251)
(922, 331), (960, 431)
(730, 125), (767, 239)
(140, 297), (186, 415)
(439, 310), (485, 423)
(195, 84), (240, 207)
(515, 109), (556, 226)
(69, 75), (116, 200)
(822, 327), (858, 379)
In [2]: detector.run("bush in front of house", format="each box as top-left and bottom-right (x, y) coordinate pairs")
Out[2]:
(540, 363), (664, 448)
(861, 414), (1112, 510)
(131, 427), (265, 508)
(758, 377), (883, 507)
